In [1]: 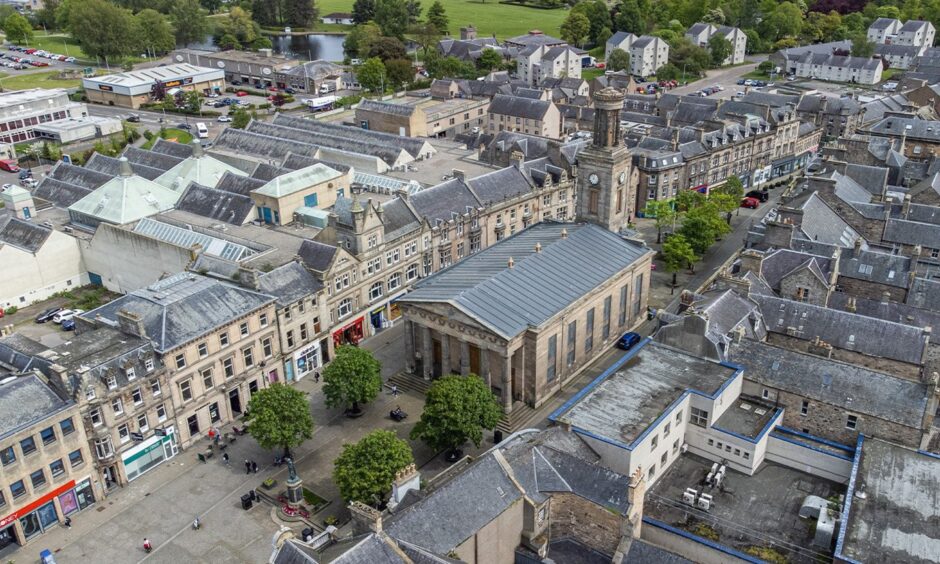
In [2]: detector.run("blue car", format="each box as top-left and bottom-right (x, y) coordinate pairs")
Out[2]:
(61, 318), (76, 331)
(616, 332), (642, 350)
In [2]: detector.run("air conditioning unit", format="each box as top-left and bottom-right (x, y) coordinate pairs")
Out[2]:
(697, 493), (713, 511)
(682, 488), (697, 505)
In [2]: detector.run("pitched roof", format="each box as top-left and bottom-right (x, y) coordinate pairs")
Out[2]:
(85, 152), (166, 181)
(251, 163), (343, 198)
(466, 165), (533, 205)
(488, 94), (553, 120)
(154, 145), (247, 191)
(175, 182), (254, 225)
(258, 261), (323, 306)
(297, 239), (338, 272)
(0, 375), (69, 440)
(357, 99), (418, 117)
(408, 178), (481, 224)
(271, 113), (434, 160)
(247, 120), (408, 166)
(68, 158), (181, 225)
(402, 223), (650, 339)
(0, 213), (52, 253)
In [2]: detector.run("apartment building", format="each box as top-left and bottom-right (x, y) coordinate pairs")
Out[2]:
(868, 17), (903, 44)
(516, 45), (582, 87)
(605, 31), (638, 61)
(78, 273), (280, 449)
(487, 94), (562, 139)
(785, 53), (884, 84)
(630, 36), (669, 79)
(897, 20), (936, 48)
(685, 23), (747, 65)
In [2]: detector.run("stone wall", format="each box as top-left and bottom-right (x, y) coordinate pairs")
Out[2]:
(765, 332), (922, 380)
(834, 277), (908, 303)
(778, 268), (830, 306)
(549, 492), (622, 556)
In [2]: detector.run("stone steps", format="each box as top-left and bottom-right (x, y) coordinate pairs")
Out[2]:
(388, 372), (432, 395)
(497, 402), (540, 433)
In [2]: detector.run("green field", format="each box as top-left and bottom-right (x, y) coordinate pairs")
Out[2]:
(0, 70), (83, 90)
(316, 0), (567, 39)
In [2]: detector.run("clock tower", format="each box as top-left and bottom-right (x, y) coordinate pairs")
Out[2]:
(575, 87), (637, 233)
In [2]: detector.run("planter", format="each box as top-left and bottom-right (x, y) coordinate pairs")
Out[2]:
(262, 478), (277, 490)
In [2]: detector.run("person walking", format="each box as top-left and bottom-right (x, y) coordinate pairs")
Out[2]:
(251, 461), (258, 473)
(222, 452), (230, 465)
(391, 384), (400, 397)
(245, 460), (252, 474)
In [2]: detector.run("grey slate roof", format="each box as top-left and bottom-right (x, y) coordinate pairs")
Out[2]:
(123, 145), (183, 172)
(33, 178), (93, 207)
(46, 161), (113, 189)
(212, 128), (319, 161)
(297, 239), (338, 272)
(272, 114), (432, 160)
(907, 276), (940, 310)
(730, 340), (928, 428)
(81, 273), (274, 353)
(866, 116), (940, 141)
(258, 261), (323, 306)
(751, 294), (927, 364)
(85, 153), (165, 181)
(759, 249), (833, 290)
(0, 213), (52, 253)
(466, 165), (533, 205)
(838, 246), (910, 287)
(830, 292), (940, 331)
(488, 94), (552, 120)
(402, 223), (651, 339)
(380, 198), (421, 240)
(176, 182), (254, 225)
(247, 120), (406, 166)
(870, 17), (899, 30)
(0, 374), (69, 440)
(408, 178), (481, 224)
(150, 137), (195, 159)
(883, 218), (940, 248)
(215, 171), (266, 196)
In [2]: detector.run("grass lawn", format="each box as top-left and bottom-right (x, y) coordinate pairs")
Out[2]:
(582, 68), (605, 80)
(881, 68), (900, 81)
(316, 0), (567, 38)
(0, 70), (83, 90)
(15, 32), (89, 61)
(142, 128), (194, 149)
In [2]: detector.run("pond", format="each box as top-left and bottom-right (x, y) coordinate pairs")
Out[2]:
(192, 34), (347, 62)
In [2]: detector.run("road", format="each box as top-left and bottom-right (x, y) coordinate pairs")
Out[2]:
(671, 57), (767, 99)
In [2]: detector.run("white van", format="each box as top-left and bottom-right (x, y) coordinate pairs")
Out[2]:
(196, 122), (209, 139)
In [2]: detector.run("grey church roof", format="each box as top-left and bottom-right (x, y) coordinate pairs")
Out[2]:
(402, 223), (651, 339)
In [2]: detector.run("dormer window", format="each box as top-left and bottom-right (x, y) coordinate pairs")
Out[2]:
(107, 375), (117, 390)
(85, 387), (96, 401)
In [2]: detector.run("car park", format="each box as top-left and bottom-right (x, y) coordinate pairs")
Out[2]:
(616, 332), (643, 350)
(35, 307), (63, 323)
(52, 309), (79, 324)
(740, 196), (760, 209)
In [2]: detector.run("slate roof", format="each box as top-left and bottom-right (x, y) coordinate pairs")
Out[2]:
(883, 218), (940, 248)
(870, 17), (899, 30)
(81, 272), (275, 352)
(751, 294), (927, 364)
(907, 276), (940, 310)
(258, 261), (323, 307)
(150, 137), (195, 159)
(45, 161), (113, 189)
(247, 120), (407, 166)
(212, 128), (319, 161)
(0, 213), (52, 253)
(402, 223), (651, 339)
(85, 152), (166, 181)
(730, 340), (928, 428)
(0, 374), (69, 440)
(466, 165), (533, 205)
(381, 198), (421, 240)
(272, 114), (433, 160)
(215, 171), (266, 196)
(33, 178), (92, 208)
(297, 239), (338, 272)
(123, 145), (183, 172)
(867, 116), (940, 141)
(830, 292), (940, 332)
(488, 94), (552, 120)
(838, 246), (911, 287)
(175, 182), (254, 225)
(409, 178), (481, 224)
(793, 192), (862, 247)
(759, 249), (833, 290)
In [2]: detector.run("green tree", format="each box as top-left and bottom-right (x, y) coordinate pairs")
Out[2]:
(644, 199), (676, 243)
(374, 0), (410, 38)
(669, 38), (710, 76)
(230, 106), (251, 128)
(655, 63), (681, 81)
(3, 13), (33, 44)
(675, 188), (704, 212)
(344, 21), (381, 58)
(707, 34), (732, 68)
(352, 0), (375, 24)
(410, 374), (502, 457)
(200, 0), (222, 13)
(679, 201), (731, 255)
(216, 6), (259, 45)
(759, 2), (802, 42)
(284, 0), (318, 27)
(67, 0), (139, 60)
(183, 90), (202, 112)
(662, 233), (696, 290)
(607, 47), (631, 72)
(426, 0), (448, 33)
(322, 345), (383, 414)
(572, 0), (612, 45)
(615, 0), (644, 33)
(136, 9), (175, 54)
(367, 35), (407, 61)
(35, 0), (61, 31)
(713, 175), (744, 200)
(701, 7), (724, 24)
(597, 26), (612, 47)
(170, 0), (210, 46)
(333, 430), (414, 506)
(477, 48), (503, 71)
(217, 33), (242, 50)
(245, 383), (314, 459)
(410, 21), (442, 55)
(385, 58), (414, 86)
(850, 32), (875, 58)
(710, 192), (739, 223)
(560, 11), (590, 48)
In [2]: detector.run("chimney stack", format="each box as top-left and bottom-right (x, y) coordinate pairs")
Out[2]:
(561, 228), (568, 239)
(389, 464), (420, 509)
(116, 309), (147, 339)
(238, 266), (261, 290)
(510, 150), (525, 169)
(348, 502), (383, 535)
(452, 169), (466, 181)
(846, 296), (857, 313)
(535, 242), (542, 253)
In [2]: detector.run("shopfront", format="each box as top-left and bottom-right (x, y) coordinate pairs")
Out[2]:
(369, 295), (405, 333)
(292, 341), (321, 381)
(0, 478), (95, 545)
(332, 316), (364, 348)
(121, 427), (179, 482)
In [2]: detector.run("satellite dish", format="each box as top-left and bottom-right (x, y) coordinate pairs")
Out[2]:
(262, 68), (272, 75)
(217, 61), (225, 68)
(175, 55), (184, 62)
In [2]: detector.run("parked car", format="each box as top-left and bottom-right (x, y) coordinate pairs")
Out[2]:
(61, 318), (76, 331)
(127, 114), (141, 123)
(616, 332), (643, 351)
(235, 91), (248, 97)
(52, 309), (78, 324)
(177, 123), (192, 130)
(22, 178), (37, 188)
(0, 160), (19, 173)
(746, 190), (770, 202)
(740, 196), (760, 209)
(737, 79), (746, 85)
(18, 169), (31, 180)
(736, 91), (746, 97)
(65, 57), (76, 63)
(35, 307), (63, 323)
(217, 115), (232, 122)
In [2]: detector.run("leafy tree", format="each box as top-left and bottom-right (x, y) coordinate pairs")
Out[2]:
(675, 188), (704, 212)
(182, 90), (202, 112)
(333, 430), (414, 506)
(67, 0), (139, 60)
(596, 26), (612, 47)
(850, 33), (875, 58)
(352, 0), (375, 24)
(669, 38), (710, 76)
(759, 2), (802, 42)
(284, 0), (318, 27)
(679, 201), (731, 255)
(644, 199), (676, 243)
(3, 13), (33, 44)
(385, 58), (414, 86)
(572, 0), (611, 45)
(322, 345), (383, 414)
(707, 35), (732, 68)
(714, 175), (744, 200)
(170, 0), (210, 46)
(424, 50), (476, 78)
(410, 21), (442, 55)
(405, 0), (421, 24)
(743, 29), (763, 54)
(710, 192), (739, 223)
(560, 11), (590, 48)
(217, 33), (242, 50)
(757, 60), (773, 73)
(410, 374), (502, 456)
(35, 0), (61, 31)
(245, 383), (314, 459)
(701, 7), (724, 24)
(662, 233), (696, 290)
(344, 21), (381, 57)
(367, 35), (407, 61)
(615, 0), (644, 34)
(200, 0), (222, 13)
(217, 6), (260, 45)
(607, 47), (630, 72)
(655, 63), (681, 81)
(477, 48), (503, 71)
(375, 0), (410, 38)
(426, 0), (448, 34)
(230, 106), (251, 128)
(136, 9), (175, 54)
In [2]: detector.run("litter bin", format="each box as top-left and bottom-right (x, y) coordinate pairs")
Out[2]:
(494, 430), (503, 444)
(241, 493), (253, 510)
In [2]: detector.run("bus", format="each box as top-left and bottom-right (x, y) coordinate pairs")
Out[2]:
(196, 122), (209, 139)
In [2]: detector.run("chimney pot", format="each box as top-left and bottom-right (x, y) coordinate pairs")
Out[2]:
(535, 242), (542, 253)
(508, 256), (514, 268)
(561, 228), (568, 239)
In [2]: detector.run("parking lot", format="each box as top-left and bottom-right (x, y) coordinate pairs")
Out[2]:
(0, 44), (81, 72)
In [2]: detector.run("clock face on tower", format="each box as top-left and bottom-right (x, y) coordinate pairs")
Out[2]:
(619, 171), (626, 184)
(589, 173), (599, 185)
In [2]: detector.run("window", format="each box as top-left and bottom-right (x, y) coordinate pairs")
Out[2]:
(651, 434), (659, 449)
(547, 334), (557, 382)
(676, 410), (683, 424)
(202, 368), (214, 390)
(762, 388), (770, 400)
(338, 298), (352, 319)
(743, 451), (750, 460)
(180, 380), (193, 403)
(239, 322), (250, 338)
(198, 342), (208, 358)
(112, 397), (124, 416)
(156, 403), (167, 422)
(369, 281), (384, 301)
(368, 234), (378, 248)
(800, 400), (809, 416)
(260, 313), (269, 327)
(584, 308), (595, 352)
(20, 436), (36, 456)
(663, 422), (671, 437)
(648, 464), (656, 480)
(107, 375), (117, 390)
(734, 448), (741, 457)
(219, 332), (229, 347)
(673, 439), (680, 453)
(846, 414), (858, 430)
(137, 414), (149, 433)
(406, 263), (418, 281)
(69, 449), (84, 468)
(286, 330), (295, 349)
(223, 357), (235, 378)
(151, 380), (161, 396)
(661, 452), (668, 466)
(1, 445), (16, 466)
(60, 418), (75, 436)
(40, 426), (56, 446)
(175, 354), (186, 369)
(708, 438), (715, 446)
(633, 274), (644, 317)
(588, 190), (599, 214)
(243, 347), (254, 368)
(619, 284), (628, 326)
(131, 387), (143, 405)
(716, 441), (723, 450)
(690, 407), (708, 427)
(725, 444), (732, 452)
(85, 387), (96, 401)
(125, 367), (136, 380)
(566, 320), (577, 366)
(118, 424), (130, 444)
(50, 459), (65, 478)
(10, 480), (26, 499)
(90, 408), (103, 427)
(602, 296), (611, 340)
(94, 437), (112, 459)
(262, 338), (273, 358)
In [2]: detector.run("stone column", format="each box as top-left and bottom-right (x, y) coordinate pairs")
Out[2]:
(421, 325), (432, 380)
(441, 332), (450, 376)
(516, 345), (526, 405)
(481, 347), (491, 387)
(459, 340), (470, 376)
(502, 351), (513, 414)
(403, 319), (415, 374)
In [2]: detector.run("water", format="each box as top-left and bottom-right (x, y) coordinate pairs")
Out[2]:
(192, 34), (346, 62)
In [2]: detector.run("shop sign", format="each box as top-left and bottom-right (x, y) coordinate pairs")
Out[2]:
(0, 481), (75, 528)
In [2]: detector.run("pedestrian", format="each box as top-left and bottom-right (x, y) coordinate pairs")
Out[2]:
(207, 428), (216, 442)
(245, 460), (251, 474)
(63, 517), (72, 529)
(391, 384), (399, 397)
(252, 461), (258, 473)
(222, 452), (230, 465)
(314, 370), (320, 383)
(214, 433), (220, 446)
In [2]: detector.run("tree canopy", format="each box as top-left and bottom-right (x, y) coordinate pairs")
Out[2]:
(560, 11), (591, 48)
(136, 9), (175, 54)
(322, 345), (383, 413)
(662, 233), (696, 275)
(707, 35), (732, 68)
(426, 0), (448, 33)
(607, 48), (631, 72)
(245, 383), (314, 458)
(3, 13), (33, 44)
(170, 0), (210, 46)
(333, 430), (414, 506)
(410, 374), (502, 454)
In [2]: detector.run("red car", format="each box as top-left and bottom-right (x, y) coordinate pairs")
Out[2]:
(235, 91), (248, 97)
(740, 197), (760, 209)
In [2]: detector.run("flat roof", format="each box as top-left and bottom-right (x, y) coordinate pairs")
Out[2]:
(839, 438), (940, 563)
(0, 375), (69, 440)
(647, 453), (844, 563)
(553, 341), (738, 447)
(712, 397), (779, 440)
(0, 88), (68, 108)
